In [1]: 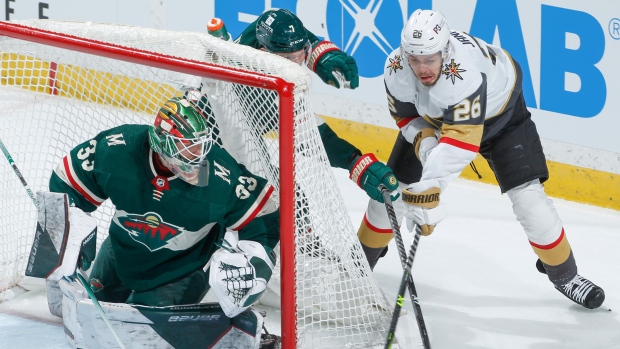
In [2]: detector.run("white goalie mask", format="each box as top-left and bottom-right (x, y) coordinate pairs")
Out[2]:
(148, 97), (216, 187)
(157, 140), (211, 187)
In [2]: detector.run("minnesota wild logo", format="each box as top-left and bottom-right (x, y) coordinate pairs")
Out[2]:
(117, 212), (184, 251)
(386, 55), (403, 75)
(442, 59), (466, 84)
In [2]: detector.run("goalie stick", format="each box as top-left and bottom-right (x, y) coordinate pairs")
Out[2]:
(0, 138), (37, 208)
(380, 186), (431, 349)
(75, 271), (127, 349)
(1, 137), (127, 349)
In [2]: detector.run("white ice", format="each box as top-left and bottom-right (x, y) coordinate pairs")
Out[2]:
(1, 168), (619, 348)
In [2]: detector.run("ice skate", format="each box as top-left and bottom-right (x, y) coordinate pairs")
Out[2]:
(536, 259), (605, 309)
(555, 274), (605, 309)
(259, 334), (281, 349)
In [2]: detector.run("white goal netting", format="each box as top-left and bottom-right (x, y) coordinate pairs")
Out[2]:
(0, 20), (396, 348)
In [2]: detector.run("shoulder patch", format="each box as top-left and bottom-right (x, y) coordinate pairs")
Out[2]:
(213, 161), (231, 184)
(386, 55), (404, 75)
(105, 133), (126, 146)
(442, 59), (466, 84)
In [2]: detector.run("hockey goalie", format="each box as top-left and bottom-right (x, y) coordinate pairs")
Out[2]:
(26, 97), (281, 349)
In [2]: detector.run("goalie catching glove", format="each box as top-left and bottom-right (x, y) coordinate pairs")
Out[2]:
(210, 236), (276, 318)
(402, 179), (447, 235)
(349, 153), (399, 203)
(307, 41), (359, 89)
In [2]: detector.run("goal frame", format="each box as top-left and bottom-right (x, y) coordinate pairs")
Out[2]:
(0, 21), (298, 348)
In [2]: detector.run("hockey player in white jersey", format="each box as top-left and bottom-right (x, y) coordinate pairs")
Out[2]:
(357, 9), (605, 310)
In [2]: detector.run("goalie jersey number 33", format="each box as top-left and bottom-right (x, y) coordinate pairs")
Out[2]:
(50, 124), (275, 292)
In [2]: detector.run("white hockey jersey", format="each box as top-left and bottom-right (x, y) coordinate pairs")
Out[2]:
(384, 30), (522, 190)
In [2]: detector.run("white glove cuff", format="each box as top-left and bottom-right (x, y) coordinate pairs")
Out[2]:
(418, 136), (439, 166)
(400, 117), (433, 143)
(425, 202), (447, 225)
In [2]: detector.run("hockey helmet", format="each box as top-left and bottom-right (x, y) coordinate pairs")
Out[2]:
(256, 9), (310, 53)
(148, 97), (215, 186)
(401, 9), (451, 60)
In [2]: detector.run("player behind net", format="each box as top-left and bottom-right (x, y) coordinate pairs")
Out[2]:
(197, 9), (400, 206)
(33, 97), (282, 348)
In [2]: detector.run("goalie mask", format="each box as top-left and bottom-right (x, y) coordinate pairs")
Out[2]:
(256, 9), (311, 65)
(148, 97), (215, 187)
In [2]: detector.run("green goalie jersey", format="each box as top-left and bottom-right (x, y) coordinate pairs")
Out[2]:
(49, 124), (277, 292)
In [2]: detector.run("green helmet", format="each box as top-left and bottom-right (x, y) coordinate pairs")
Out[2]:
(148, 97), (215, 186)
(256, 9), (309, 53)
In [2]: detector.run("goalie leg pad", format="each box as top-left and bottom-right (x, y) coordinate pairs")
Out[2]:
(60, 279), (264, 349)
(46, 278), (63, 317)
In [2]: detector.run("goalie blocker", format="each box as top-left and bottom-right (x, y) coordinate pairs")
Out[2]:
(26, 191), (97, 316)
(26, 191), (97, 279)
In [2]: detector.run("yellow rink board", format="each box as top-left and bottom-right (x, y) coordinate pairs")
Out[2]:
(0, 53), (177, 114)
(321, 115), (619, 212)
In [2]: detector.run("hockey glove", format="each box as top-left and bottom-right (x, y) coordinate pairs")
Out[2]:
(402, 179), (447, 235)
(349, 154), (399, 203)
(209, 237), (276, 318)
(307, 41), (359, 89)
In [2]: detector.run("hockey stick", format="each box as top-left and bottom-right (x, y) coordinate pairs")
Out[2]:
(0, 138), (38, 208)
(75, 272), (127, 349)
(385, 227), (422, 349)
(1, 139), (126, 349)
(380, 186), (431, 349)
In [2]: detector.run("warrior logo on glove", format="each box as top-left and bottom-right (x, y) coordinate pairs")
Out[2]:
(402, 180), (446, 236)
(402, 188), (439, 208)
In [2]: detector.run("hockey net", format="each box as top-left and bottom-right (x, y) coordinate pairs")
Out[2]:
(0, 20), (395, 348)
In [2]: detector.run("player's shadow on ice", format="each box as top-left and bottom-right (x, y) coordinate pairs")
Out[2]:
(373, 276), (619, 349)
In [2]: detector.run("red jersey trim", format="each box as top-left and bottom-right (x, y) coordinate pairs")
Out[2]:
(363, 214), (394, 234)
(396, 116), (419, 129)
(439, 137), (480, 153)
(62, 156), (104, 206)
(530, 228), (565, 250)
(229, 185), (275, 231)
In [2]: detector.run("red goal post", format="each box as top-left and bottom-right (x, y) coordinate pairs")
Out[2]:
(0, 20), (399, 348)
